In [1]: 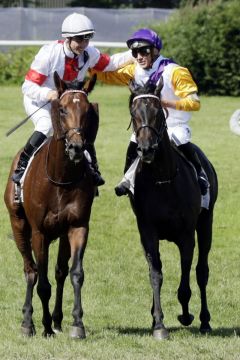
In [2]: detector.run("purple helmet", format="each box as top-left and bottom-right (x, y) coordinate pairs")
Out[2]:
(126, 28), (162, 50)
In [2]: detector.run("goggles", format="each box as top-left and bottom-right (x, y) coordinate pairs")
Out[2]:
(72, 33), (94, 42)
(131, 46), (152, 58)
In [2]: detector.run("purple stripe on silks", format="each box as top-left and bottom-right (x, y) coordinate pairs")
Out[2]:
(149, 58), (176, 85)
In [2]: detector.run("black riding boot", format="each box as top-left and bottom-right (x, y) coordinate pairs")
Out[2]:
(12, 131), (46, 184)
(178, 142), (209, 196)
(115, 141), (138, 197)
(85, 143), (105, 186)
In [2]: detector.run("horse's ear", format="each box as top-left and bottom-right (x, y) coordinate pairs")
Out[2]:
(83, 74), (97, 94)
(154, 76), (164, 98)
(54, 71), (67, 97)
(129, 80), (138, 94)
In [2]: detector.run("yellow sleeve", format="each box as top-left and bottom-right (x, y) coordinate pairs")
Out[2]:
(172, 66), (200, 111)
(89, 63), (136, 86)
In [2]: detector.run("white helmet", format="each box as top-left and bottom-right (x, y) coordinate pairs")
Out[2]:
(62, 13), (95, 38)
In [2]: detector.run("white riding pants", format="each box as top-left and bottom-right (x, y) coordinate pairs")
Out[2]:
(130, 124), (192, 145)
(24, 95), (53, 137)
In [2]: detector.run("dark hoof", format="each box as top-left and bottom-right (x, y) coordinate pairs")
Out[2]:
(153, 327), (169, 340)
(69, 326), (86, 339)
(21, 325), (36, 337)
(178, 314), (194, 326)
(42, 329), (55, 337)
(200, 323), (212, 334)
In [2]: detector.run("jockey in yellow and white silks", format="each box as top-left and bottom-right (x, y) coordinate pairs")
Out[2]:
(91, 28), (209, 196)
(12, 12), (133, 186)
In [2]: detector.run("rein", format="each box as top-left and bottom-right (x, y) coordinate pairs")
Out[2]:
(45, 138), (85, 186)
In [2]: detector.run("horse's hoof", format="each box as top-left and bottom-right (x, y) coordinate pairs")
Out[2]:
(21, 325), (36, 337)
(200, 323), (212, 334)
(53, 324), (63, 334)
(153, 327), (169, 340)
(178, 314), (194, 326)
(42, 329), (56, 338)
(69, 326), (86, 339)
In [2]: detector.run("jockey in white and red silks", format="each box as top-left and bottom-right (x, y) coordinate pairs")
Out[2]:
(12, 12), (133, 185)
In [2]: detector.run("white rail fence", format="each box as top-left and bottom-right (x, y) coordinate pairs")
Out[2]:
(0, 40), (127, 48)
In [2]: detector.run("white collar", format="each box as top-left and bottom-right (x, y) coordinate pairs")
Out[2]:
(63, 40), (75, 59)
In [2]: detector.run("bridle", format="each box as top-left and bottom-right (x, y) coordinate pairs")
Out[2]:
(131, 94), (167, 147)
(46, 89), (89, 186)
(58, 89), (88, 154)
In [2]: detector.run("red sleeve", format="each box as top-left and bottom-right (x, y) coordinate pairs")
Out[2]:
(92, 53), (110, 71)
(25, 69), (47, 85)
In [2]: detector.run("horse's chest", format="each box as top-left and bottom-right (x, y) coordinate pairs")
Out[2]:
(135, 188), (197, 239)
(43, 190), (93, 233)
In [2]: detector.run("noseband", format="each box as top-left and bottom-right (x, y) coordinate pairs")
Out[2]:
(132, 94), (167, 145)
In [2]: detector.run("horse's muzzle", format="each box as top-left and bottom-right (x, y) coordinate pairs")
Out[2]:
(67, 142), (84, 163)
(137, 146), (155, 163)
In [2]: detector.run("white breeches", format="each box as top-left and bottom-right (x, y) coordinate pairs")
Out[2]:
(23, 96), (53, 137)
(130, 124), (192, 146)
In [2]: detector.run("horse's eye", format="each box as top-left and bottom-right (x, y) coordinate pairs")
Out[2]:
(59, 107), (68, 117)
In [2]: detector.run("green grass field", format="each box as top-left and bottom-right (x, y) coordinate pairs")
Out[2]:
(0, 85), (240, 360)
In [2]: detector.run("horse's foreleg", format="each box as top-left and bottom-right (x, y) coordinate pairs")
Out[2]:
(52, 235), (70, 333)
(196, 211), (213, 333)
(9, 212), (37, 336)
(140, 232), (169, 340)
(69, 226), (88, 339)
(177, 235), (195, 327)
(32, 233), (54, 337)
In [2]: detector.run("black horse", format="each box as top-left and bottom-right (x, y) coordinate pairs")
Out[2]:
(127, 80), (218, 339)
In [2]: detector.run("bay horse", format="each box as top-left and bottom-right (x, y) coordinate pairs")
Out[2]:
(127, 80), (218, 339)
(4, 72), (99, 338)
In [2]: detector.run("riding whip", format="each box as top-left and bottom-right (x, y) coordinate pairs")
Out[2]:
(6, 100), (51, 137)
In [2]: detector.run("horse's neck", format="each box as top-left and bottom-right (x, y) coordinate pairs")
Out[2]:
(48, 139), (86, 181)
(153, 133), (177, 178)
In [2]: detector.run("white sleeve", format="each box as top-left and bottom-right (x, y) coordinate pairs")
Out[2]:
(88, 46), (134, 71)
(22, 43), (55, 102)
(104, 50), (134, 71)
(22, 80), (51, 103)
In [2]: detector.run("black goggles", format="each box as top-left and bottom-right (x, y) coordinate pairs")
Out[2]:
(131, 46), (152, 58)
(72, 33), (94, 42)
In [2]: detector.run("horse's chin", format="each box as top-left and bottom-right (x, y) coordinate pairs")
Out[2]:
(142, 157), (154, 164)
(139, 150), (155, 164)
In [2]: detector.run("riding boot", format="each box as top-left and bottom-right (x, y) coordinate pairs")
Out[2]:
(115, 141), (138, 197)
(12, 131), (47, 184)
(178, 142), (209, 196)
(85, 143), (105, 186)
